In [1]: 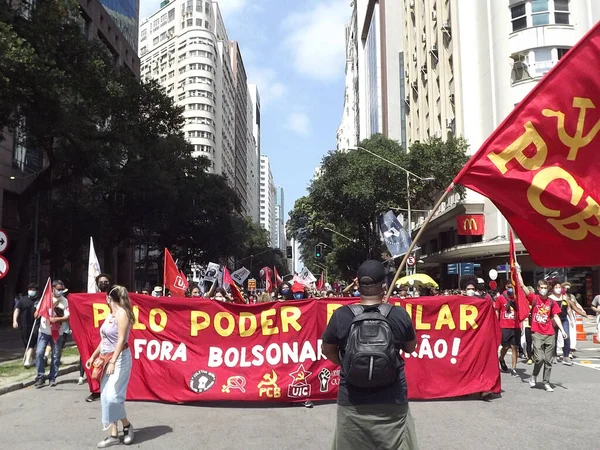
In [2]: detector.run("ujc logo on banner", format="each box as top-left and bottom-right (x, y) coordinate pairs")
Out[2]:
(174, 275), (187, 290)
(288, 364), (312, 399)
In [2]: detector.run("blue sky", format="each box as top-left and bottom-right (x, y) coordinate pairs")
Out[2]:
(139, 0), (348, 220)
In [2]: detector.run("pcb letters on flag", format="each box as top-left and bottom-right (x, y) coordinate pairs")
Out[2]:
(453, 23), (600, 267)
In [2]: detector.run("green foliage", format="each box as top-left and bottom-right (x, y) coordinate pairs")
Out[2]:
(287, 134), (469, 280)
(0, 0), (262, 291)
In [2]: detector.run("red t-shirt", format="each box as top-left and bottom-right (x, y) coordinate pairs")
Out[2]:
(494, 293), (520, 329)
(526, 292), (560, 335)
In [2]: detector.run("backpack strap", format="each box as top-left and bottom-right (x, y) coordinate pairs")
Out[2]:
(377, 303), (394, 317)
(347, 304), (365, 317)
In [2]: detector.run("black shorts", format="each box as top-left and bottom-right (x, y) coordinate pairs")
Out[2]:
(501, 328), (521, 347)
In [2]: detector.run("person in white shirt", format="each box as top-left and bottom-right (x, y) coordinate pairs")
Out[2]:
(33, 280), (70, 388)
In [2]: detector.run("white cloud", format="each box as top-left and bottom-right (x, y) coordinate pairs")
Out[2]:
(247, 67), (287, 106)
(282, 0), (348, 82)
(285, 112), (311, 136)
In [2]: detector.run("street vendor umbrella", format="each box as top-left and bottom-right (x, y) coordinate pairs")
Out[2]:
(397, 274), (439, 288)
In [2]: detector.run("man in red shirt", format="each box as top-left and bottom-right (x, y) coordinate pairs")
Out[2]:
(523, 278), (568, 392)
(494, 283), (520, 377)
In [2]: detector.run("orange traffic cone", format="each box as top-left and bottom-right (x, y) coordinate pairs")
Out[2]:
(594, 334), (600, 345)
(576, 316), (587, 341)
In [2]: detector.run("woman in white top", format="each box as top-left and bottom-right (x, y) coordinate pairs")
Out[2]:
(86, 286), (135, 448)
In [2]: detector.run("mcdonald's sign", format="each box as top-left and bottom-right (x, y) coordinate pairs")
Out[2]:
(457, 215), (485, 236)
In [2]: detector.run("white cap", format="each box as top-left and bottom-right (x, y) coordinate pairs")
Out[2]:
(477, 278), (485, 284)
(153, 286), (163, 293)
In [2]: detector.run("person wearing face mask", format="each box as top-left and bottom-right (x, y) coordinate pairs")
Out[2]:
(96, 274), (113, 293)
(561, 282), (593, 360)
(13, 283), (40, 368)
(342, 278), (359, 297)
(213, 287), (232, 302)
(189, 284), (202, 298)
(519, 274), (568, 392)
(494, 283), (521, 377)
(278, 283), (294, 300)
(33, 280), (70, 388)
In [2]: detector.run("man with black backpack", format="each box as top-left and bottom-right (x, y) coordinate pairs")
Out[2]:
(321, 260), (418, 450)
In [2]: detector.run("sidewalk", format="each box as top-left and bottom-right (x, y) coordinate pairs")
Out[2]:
(0, 326), (27, 363)
(0, 346), (81, 395)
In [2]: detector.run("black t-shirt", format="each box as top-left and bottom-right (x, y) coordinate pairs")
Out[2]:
(15, 296), (36, 329)
(321, 303), (416, 406)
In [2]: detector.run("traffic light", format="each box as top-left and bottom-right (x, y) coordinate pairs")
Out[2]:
(286, 245), (293, 259)
(315, 244), (322, 259)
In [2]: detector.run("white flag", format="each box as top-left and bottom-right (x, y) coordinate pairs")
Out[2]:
(298, 267), (317, 285)
(87, 237), (101, 293)
(231, 267), (251, 285)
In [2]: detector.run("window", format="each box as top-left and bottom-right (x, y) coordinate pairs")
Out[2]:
(557, 47), (570, 60)
(511, 4), (527, 31)
(531, 0), (549, 26)
(160, 32), (166, 42)
(141, 29), (147, 41)
(196, 19), (202, 27)
(153, 37), (159, 45)
(168, 9), (175, 22)
(205, 2), (210, 14)
(161, 13), (167, 25)
(196, 0), (202, 12)
(533, 48), (553, 75)
(187, 19), (193, 26)
(554, 0), (569, 24)
(205, 20), (209, 29)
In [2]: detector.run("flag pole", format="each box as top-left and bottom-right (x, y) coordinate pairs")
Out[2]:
(385, 183), (455, 301)
(163, 248), (167, 295)
(22, 317), (39, 365)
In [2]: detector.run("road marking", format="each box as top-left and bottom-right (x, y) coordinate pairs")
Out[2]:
(573, 356), (600, 371)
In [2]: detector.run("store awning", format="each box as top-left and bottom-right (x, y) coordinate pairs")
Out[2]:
(420, 239), (528, 264)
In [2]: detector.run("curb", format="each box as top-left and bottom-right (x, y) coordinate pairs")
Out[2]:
(0, 363), (79, 396)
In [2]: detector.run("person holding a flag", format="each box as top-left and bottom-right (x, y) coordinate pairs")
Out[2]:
(34, 280), (70, 388)
(494, 282), (521, 377)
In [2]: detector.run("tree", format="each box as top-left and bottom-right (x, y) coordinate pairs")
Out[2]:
(287, 134), (469, 280)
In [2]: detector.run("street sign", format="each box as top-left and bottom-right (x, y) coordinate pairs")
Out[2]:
(460, 263), (474, 276)
(447, 263), (459, 275)
(0, 255), (8, 279)
(407, 256), (416, 267)
(497, 264), (508, 273)
(247, 278), (256, 291)
(0, 229), (8, 254)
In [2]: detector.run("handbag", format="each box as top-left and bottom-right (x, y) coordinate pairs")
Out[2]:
(91, 352), (114, 382)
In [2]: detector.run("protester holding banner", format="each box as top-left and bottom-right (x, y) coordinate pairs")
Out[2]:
(86, 286), (135, 448)
(322, 260), (418, 450)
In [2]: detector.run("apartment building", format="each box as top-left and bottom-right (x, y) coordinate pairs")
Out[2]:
(246, 85), (261, 225)
(402, 0), (600, 293)
(275, 186), (286, 252)
(259, 155), (276, 246)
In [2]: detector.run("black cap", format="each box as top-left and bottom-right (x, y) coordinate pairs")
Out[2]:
(357, 260), (386, 295)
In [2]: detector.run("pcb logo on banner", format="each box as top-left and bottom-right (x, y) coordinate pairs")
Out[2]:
(258, 370), (281, 398)
(288, 364), (312, 399)
(189, 370), (216, 393)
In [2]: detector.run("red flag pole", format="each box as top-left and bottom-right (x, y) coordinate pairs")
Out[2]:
(385, 183), (454, 301)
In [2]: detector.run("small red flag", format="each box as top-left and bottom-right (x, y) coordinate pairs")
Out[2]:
(453, 23), (600, 267)
(274, 266), (282, 285)
(37, 277), (60, 342)
(316, 272), (324, 291)
(164, 248), (187, 296)
(510, 229), (530, 323)
(261, 266), (273, 293)
(223, 267), (245, 304)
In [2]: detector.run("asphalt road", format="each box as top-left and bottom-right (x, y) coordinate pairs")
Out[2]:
(1, 347), (600, 450)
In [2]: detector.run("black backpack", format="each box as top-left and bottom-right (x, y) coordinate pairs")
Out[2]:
(342, 304), (399, 388)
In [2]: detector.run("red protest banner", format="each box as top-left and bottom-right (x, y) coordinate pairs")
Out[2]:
(69, 294), (500, 402)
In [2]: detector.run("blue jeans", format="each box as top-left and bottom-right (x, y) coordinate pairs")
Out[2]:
(36, 332), (61, 381)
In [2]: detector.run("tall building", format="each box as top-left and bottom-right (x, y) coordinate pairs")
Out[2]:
(401, 0), (600, 293)
(275, 186), (286, 251)
(229, 41), (249, 216)
(1, 0), (141, 312)
(259, 155), (276, 246)
(246, 84), (261, 224)
(98, 0), (140, 52)
(345, 0), (406, 146)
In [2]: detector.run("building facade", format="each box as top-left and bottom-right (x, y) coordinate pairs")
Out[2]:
(275, 186), (286, 251)
(259, 155), (276, 246)
(229, 41), (249, 216)
(403, 0), (600, 298)
(340, 0), (406, 147)
(246, 84), (261, 224)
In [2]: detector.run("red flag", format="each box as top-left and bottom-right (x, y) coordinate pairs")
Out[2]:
(37, 277), (60, 342)
(509, 229), (529, 323)
(261, 266), (273, 293)
(164, 248), (187, 296)
(316, 272), (324, 291)
(274, 266), (282, 285)
(453, 23), (600, 267)
(223, 267), (245, 304)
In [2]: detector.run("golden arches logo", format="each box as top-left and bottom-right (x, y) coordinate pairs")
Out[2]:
(463, 218), (478, 231)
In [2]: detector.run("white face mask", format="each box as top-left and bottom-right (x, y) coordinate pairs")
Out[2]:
(554, 288), (562, 295)
(466, 289), (476, 297)
(28, 290), (37, 298)
(539, 288), (548, 296)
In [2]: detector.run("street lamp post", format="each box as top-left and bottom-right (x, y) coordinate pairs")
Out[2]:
(323, 227), (355, 243)
(348, 146), (434, 235)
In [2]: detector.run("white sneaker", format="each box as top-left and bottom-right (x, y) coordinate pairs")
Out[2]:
(77, 376), (86, 385)
(123, 424), (135, 445)
(562, 360), (573, 366)
(529, 376), (537, 388)
(544, 383), (554, 392)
